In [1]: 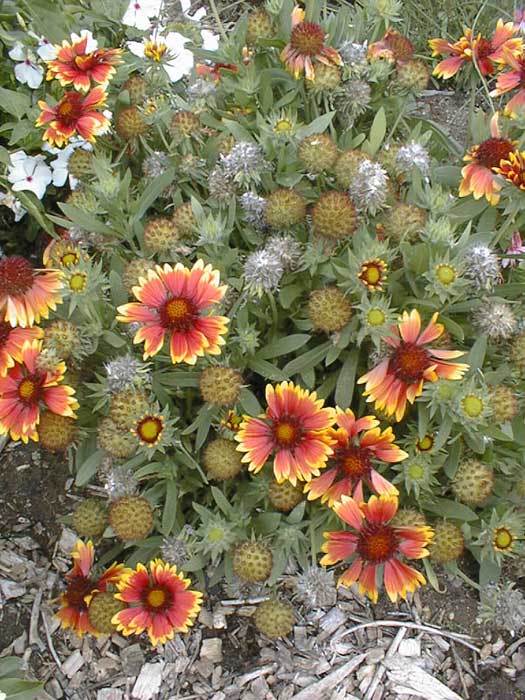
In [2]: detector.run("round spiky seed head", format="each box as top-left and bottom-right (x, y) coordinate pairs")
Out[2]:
(255, 600), (295, 638)
(98, 417), (136, 459)
(306, 62), (342, 93)
(233, 541), (273, 582)
(203, 438), (243, 481)
(312, 191), (357, 240)
(143, 217), (180, 253)
(511, 331), (525, 375)
(307, 287), (352, 333)
(490, 385), (519, 423)
(88, 592), (126, 634)
(43, 319), (81, 359)
(122, 74), (149, 104)
(246, 9), (275, 44)
(391, 507), (427, 528)
(169, 111), (201, 142)
(67, 149), (93, 179)
(116, 106), (148, 140)
(334, 149), (368, 189)
(39, 411), (77, 451)
(73, 499), (108, 538)
(65, 188), (97, 213)
(265, 188), (307, 229)
(381, 203), (427, 242)
(452, 460), (494, 507)
(122, 258), (156, 293)
(396, 59), (429, 93)
(172, 202), (197, 237)
(109, 495), (154, 541)
(109, 389), (150, 429)
(298, 133), (338, 174)
(268, 480), (303, 512)
(429, 521), (465, 563)
(199, 366), (243, 407)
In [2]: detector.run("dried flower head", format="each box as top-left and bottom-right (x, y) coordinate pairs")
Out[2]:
(334, 79), (372, 124)
(462, 245), (501, 291)
(295, 565), (337, 608)
(349, 159), (389, 215)
(142, 151), (171, 179)
(395, 142), (430, 177)
(473, 299), (517, 341)
(339, 41), (369, 75)
(243, 249), (284, 297)
(240, 191), (267, 230)
(265, 235), (303, 271)
(220, 142), (271, 188)
(105, 354), (149, 393)
(102, 465), (138, 500)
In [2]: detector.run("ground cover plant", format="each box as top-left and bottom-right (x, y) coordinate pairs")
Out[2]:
(0, 0), (524, 656)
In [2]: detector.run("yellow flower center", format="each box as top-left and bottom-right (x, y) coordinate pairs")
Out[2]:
(208, 527), (225, 542)
(461, 394), (484, 417)
(61, 251), (80, 268)
(436, 264), (456, 285)
(493, 527), (514, 551)
(274, 118), (293, 133)
(18, 377), (37, 401)
(136, 416), (164, 445)
(161, 297), (195, 330)
(416, 434), (434, 452)
(367, 308), (386, 326)
(144, 41), (167, 62)
(408, 463), (425, 479)
(359, 259), (387, 290)
(274, 419), (300, 446)
(69, 272), (87, 292)
(146, 588), (166, 607)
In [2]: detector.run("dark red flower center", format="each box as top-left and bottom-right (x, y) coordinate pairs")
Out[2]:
(273, 415), (303, 448)
(290, 21), (325, 56)
(142, 584), (173, 612)
(64, 575), (96, 611)
(159, 296), (197, 331)
(18, 373), (44, 404)
(475, 138), (514, 168)
(0, 255), (35, 296)
(136, 415), (164, 444)
(56, 93), (85, 125)
(389, 342), (432, 384)
(475, 37), (493, 60)
(357, 524), (398, 563)
(336, 445), (371, 478)
(0, 321), (11, 348)
(385, 32), (414, 61)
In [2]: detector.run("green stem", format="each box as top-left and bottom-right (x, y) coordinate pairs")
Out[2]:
(267, 291), (279, 328)
(208, 0), (228, 42)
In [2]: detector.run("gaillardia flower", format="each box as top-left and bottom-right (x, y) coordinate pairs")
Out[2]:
(36, 86), (110, 147)
(0, 340), (78, 443)
(490, 47), (525, 117)
(0, 255), (62, 328)
(495, 150), (525, 192)
(281, 5), (342, 80)
(459, 114), (515, 205)
(236, 381), (336, 485)
(117, 260), (229, 365)
(46, 33), (123, 91)
(0, 322), (43, 376)
(112, 559), (202, 646)
(429, 20), (520, 79)
(321, 493), (433, 603)
(304, 408), (405, 505)
(358, 310), (469, 422)
(368, 29), (414, 64)
(56, 540), (123, 636)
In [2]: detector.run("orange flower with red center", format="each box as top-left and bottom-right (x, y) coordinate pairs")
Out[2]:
(0, 340), (78, 443)
(495, 150), (525, 191)
(304, 408), (405, 506)
(491, 47), (525, 116)
(358, 259), (388, 292)
(46, 33), (123, 91)
(235, 381), (336, 485)
(112, 560), (202, 646)
(117, 260), (229, 365)
(56, 540), (124, 636)
(36, 86), (110, 147)
(429, 21), (521, 79)
(368, 29), (415, 64)
(281, 5), (342, 80)
(0, 255), (62, 328)
(321, 493), (433, 603)
(357, 309), (468, 422)
(0, 321), (43, 376)
(459, 113), (516, 205)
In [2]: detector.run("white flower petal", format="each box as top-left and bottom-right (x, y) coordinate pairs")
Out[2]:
(14, 61), (44, 89)
(165, 31), (191, 51)
(180, 0), (206, 21)
(8, 42), (26, 61)
(164, 48), (194, 82)
(122, 0), (162, 29)
(127, 40), (147, 58)
(37, 40), (57, 60)
(201, 30), (219, 51)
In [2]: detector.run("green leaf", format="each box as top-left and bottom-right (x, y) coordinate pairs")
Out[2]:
(335, 350), (358, 409)
(367, 107), (386, 155)
(0, 657), (23, 677)
(283, 342), (330, 375)
(440, 316), (464, 341)
(247, 358), (289, 381)
(131, 169), (176, 223)
(221, 118), (253, 143)
(75, 449), (104, 487)
(211, 486), (234, 517)
(239, 388), (263, 415)
(295, 112), (335, 139)
(161, 480), (178, 535)
(55, 205), (113, 235)
(256, 334), (311, 360)
(478, 557), (501, 587)
(421, 497), (478, 522)
(465, 334), (487, 371)
(102, 331), (127, 348)
(0, 87), (30, 117)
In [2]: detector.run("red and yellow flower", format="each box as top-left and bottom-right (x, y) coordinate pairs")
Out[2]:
(281, 5), (342, 80)
(235, 381), (336, 485)
(117, 260), (229, 365)
(0, 255), (62, 328)
(429, 20), (520, 79)
(46, 34), (123, 91)
(358, 259), (388, 292)
(495, 150), (525, 191)
(357, 310), (468, 422)
(36, 86), (110, 147)
(0, 339), (78, 443)
(491, 47), (525, 117)
(368, 29), (415, 64)
(321, 493), (433, 603)
(112, 559), (202, 646)
(458, 113), (516, 205)
(56, 540), (124, 636)
(0, 322), (43, 376)
(304, 408), (405, 506)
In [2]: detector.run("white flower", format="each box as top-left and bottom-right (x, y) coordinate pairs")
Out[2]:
(180, 0), (206, 21)
(43, 138), (93, 188)
(28, 31), (57, 60)
(128, 31), (195, 82)
(0, 191), (27, 221)
(201, 29), (219, 51)
(122, 0), (162, 30)
(8, 42), (43, 89)
(7, 151), (53, 200)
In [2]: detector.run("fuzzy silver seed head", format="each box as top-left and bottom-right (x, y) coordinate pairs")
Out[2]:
(142, 151), (171, 179)
(220, 142), (271, 187)
(243, 249), (284, 296)
(339, 41), (369, 75)
(160, 535), (190, 567)
(105, 354), (148, 393)
(208, 167), (236, 202)
(240, 191), (267, 229)
(479, 582), (525, 633)
(349, 159), (389, 215)
(103, 466), (138, 500)
(295, 565), (337, 608)
(187, 79), (217, 102)
(335, 79), (372, 123)
(462, 245), (502, 291)
(265, 234), (303, 271)
(474, 300), (517, 341)
(395, 141), (430, 177)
